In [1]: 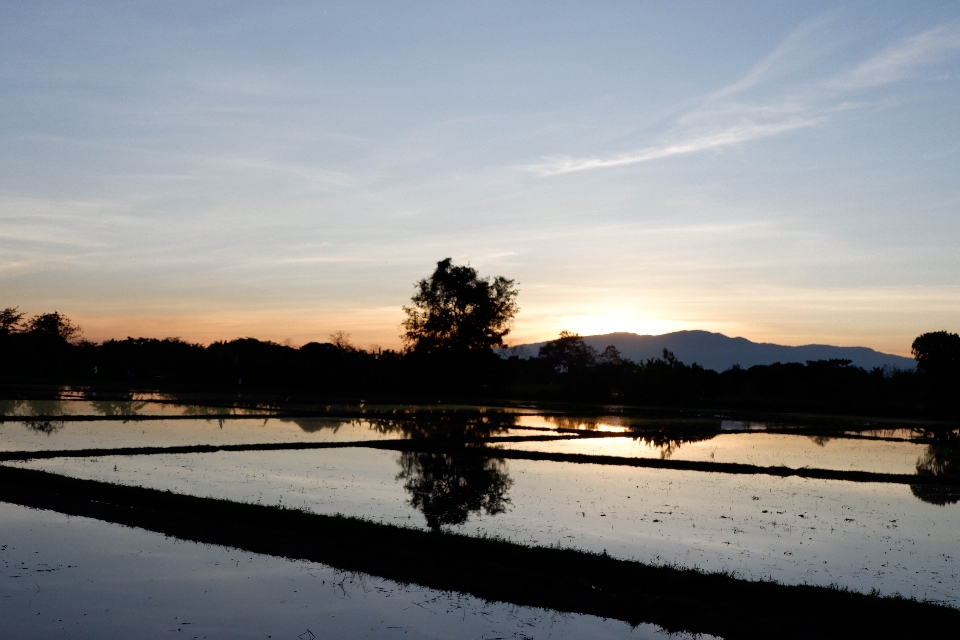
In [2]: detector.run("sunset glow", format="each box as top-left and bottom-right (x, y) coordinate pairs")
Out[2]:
(2, 3), (958, 355)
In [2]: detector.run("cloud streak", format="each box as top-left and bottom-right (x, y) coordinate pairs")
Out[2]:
(523, 22), (960, 177)
(834, 25), (960, 89)
(522, 119), (822, 176)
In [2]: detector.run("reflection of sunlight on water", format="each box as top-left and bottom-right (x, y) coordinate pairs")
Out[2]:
(506, 432), (931, 475)
(0, 417), (397, 452)
(515, 415), (630, 432)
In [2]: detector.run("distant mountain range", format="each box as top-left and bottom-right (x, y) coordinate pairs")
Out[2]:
(504, 330), (915, 372)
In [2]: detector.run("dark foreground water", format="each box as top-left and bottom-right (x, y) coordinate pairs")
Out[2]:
(0, 502), (696, 640)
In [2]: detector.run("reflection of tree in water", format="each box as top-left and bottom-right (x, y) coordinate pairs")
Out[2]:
(809, 436), (832, 447)
(90, 400), (147, 417)
(366, 412), (517, 441)
(543, 415), (720, 460)
(282, 417), (347, 433)
(911, 432), (960, 505)
(283, 411), (518, 440)
(0, 399), (23, 416)
(283, 411), (517, 530)
(633, 431), (719, 460)
(368, 412), (516, 531)
(541, 416), (606, 431)
(628, 422), (720, 460)
(397, 451), (512, 531)
(23, 419), (65, 434)
(1, 399), (68, 434)
(0, 399), (67, 417)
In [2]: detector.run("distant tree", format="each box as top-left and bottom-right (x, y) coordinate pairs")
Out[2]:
(651, 348), (680, 368)
(329, 330), (355, 351)
(597, 344), (625, 366)
(402, 258), (519, 354)
(24, 311), (82, 342)
(538, 331), (597, 374)
(912, 331), (960, 377)
(0, 307), (24, 335)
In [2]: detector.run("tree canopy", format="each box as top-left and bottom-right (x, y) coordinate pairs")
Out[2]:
(24, 311), (83, 342)
(538, 331), (598, 374)
(912, 331), (960, 377)
(0, 307), (24, 335)
(402, 258), (519, 354)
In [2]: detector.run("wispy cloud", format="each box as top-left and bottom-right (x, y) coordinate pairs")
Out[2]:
(707, 13), (838, 101)
(523, 119), (821, 176)
(522, 21), (960, 177)
(833, 25), (960, 89)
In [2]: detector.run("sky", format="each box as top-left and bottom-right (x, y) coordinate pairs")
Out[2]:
(2, 1), (959, 355)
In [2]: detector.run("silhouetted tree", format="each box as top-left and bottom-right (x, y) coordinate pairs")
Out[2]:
(329, 330), (354, 351)
(538, 331), (597, 374)
(912, 331), (960, 377)
(624, 349), (718, 405)
(402, 258), (519, 355)
(912, 331), (960, 414)
(24, 311), (82, 342)
(597, 345), (625, 366)
(0, 307), (24, 335)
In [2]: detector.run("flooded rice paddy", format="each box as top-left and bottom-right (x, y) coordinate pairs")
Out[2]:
(0, 502), (690, 640)
(13, 447), (960, 605)
(505, 432), (929, 474)
(1, 399), (958, 637)
(0, 417), (429, 451)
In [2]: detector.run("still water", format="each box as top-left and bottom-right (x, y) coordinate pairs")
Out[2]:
(1, 407), (958, 638)
(504, 432), (929, 474)
(0, 502), (695, 639)
(13, 447), (958, 605)
(0, 417), (413, 451)
(0, 398), (272, 418)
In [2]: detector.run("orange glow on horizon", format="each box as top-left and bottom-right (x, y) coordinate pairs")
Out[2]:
(67, 310), (916, 358)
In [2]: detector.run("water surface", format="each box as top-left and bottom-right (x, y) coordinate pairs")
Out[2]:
(0, 501), (689, 639)
(12, 447), (958, 605)
(504, 432), (929, 475)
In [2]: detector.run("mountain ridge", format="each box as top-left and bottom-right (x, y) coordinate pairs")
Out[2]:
(504, 330), (915, 372)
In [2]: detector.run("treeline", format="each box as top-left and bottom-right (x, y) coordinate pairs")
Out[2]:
(1, 308), (957, 417)
(0, 310), (399, 396)
(503, 335), (926, 415)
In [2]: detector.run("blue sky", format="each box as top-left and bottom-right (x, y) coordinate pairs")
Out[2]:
(2, 1), (959, 354)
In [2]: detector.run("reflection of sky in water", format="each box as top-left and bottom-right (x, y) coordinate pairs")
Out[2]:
(0, 398), (271, 417)
(11, 448), (959, 606)
(516, 415), (632, 432)
(0, 418), (396, 451)
(0, 417), (555, 452)
(505, 433), (929, 475)
(0, 502), (686, 640)
(0, 397), (544, 419)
